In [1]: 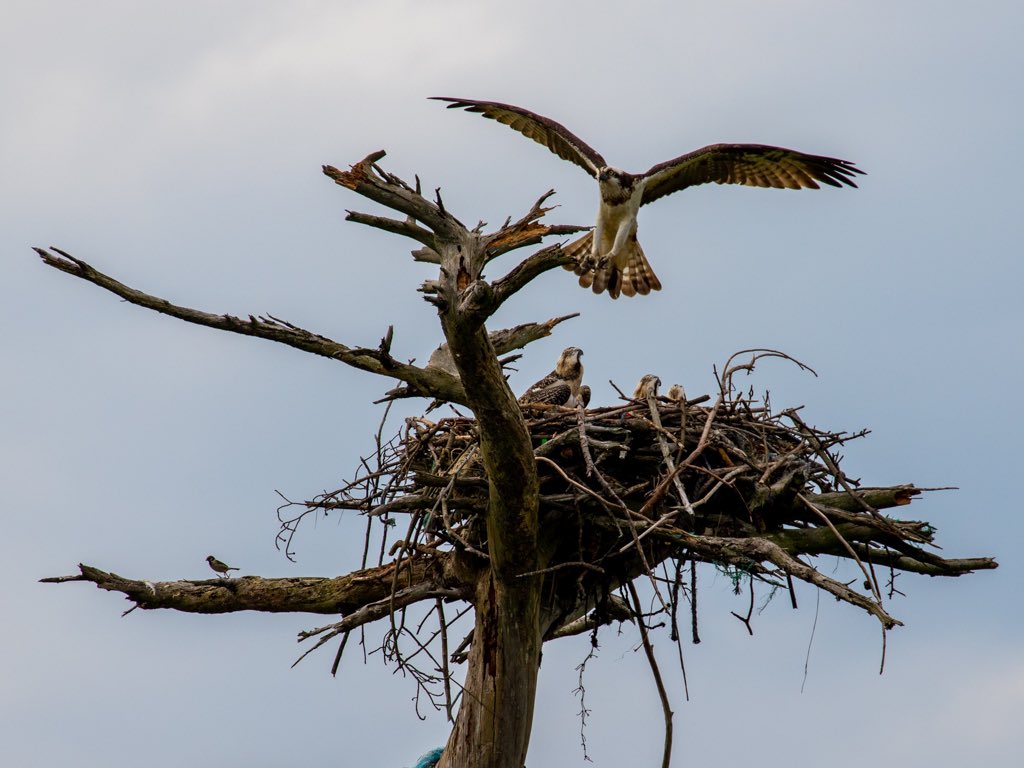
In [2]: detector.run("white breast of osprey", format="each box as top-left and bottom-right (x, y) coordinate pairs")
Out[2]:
(594, 177), (646, 268)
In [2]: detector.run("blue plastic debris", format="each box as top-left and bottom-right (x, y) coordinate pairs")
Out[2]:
(412, 746), (444, 768)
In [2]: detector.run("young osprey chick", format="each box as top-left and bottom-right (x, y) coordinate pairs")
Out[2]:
(666, 383), (686, 403)
(632, 374), (661, 401)
(519, 347), (584, 407)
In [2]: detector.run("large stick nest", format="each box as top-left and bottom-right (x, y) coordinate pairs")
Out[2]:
(280, 350), (994, 638)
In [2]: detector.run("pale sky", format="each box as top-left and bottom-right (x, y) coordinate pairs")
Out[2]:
(3, 2), (1021, 766)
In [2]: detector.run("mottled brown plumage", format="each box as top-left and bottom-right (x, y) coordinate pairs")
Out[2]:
(519, 347), (584, 407)
(579, 384), (592, 408)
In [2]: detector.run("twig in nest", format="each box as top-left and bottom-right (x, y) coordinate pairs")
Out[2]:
(435, 598), (454, 722)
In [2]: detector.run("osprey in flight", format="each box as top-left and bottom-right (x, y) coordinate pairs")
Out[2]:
(433, 97), (864, 299)
(518, 347), (584, 407)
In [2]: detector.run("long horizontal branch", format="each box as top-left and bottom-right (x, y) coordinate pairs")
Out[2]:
(41, 555), (465, 615)
(585, 513), (899, 628)
(32, 247), (469, 405)
(677, 532), (901, 629)
(852, 550), (996, 576)
(345, 210), (437, 249)
(763, 525), (997, 576)
(813, 485), (925, 512)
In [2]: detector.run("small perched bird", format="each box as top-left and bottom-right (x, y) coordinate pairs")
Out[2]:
(632, 374), (662, 401)
(206, 555), (239, 578)
(519, 347), (584, 407)
(434, 97), (863, 299)
(666, 383), (685, 403)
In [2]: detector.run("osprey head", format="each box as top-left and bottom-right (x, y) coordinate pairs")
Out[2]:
(598, 166), (630, 186)
(598, 167), (635, 205)
(555, 346), (584, 378)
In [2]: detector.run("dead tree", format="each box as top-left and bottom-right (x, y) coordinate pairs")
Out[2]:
(36, 150), (997, 768)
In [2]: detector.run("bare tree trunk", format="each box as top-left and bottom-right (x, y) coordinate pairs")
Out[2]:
(434, 233), (545, 766)
(442, 573), (541, 768)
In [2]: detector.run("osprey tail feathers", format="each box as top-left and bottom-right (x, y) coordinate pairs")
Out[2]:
(563, 232), (662, 299)
(562, 232), (593, 274)
(614, 236), (662, 298)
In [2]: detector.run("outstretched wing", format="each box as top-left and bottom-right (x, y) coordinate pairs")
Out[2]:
(518, 371), (572, 406)
(432, 97), (607, 176)
(640, 144), (864, 206)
